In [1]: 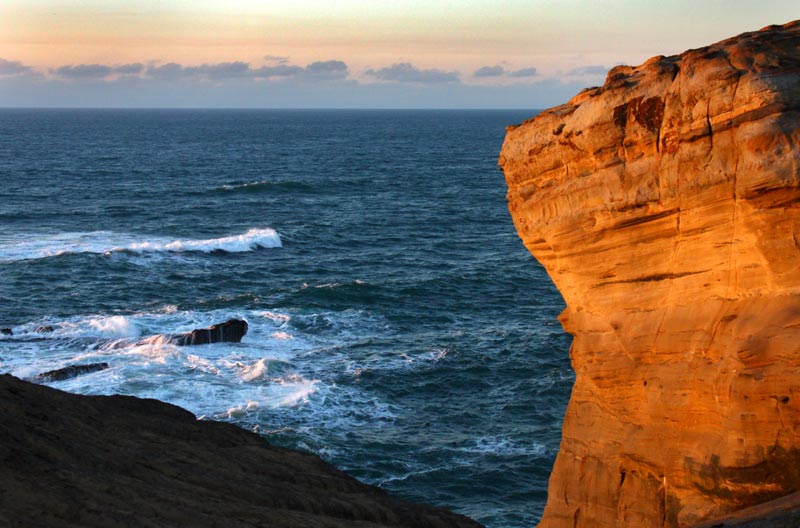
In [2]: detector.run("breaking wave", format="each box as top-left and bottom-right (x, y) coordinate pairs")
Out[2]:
(215, 180), (315, 193)
(0, 228), (282, 262)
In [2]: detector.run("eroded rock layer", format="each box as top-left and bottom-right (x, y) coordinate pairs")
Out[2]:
(499, 20), (800, 528)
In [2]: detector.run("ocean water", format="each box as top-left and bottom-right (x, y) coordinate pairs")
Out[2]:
(0, 109), (573, 527)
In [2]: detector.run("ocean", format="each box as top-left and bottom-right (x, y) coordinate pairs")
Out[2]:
(0, 109), (573, 527)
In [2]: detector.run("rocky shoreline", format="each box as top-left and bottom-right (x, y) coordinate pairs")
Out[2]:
(0, 373), (482, 528)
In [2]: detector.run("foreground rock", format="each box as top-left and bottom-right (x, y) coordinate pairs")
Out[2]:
(500, 20), (800, 528)
(0, 374), (482, 528)
(35, 362), (109, 382)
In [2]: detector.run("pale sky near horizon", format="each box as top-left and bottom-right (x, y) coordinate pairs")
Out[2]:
(1, 0), (798, 108)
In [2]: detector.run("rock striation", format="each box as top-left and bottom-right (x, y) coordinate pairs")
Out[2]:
(0, 374), (482, 528)
(499, 20), (800, 528)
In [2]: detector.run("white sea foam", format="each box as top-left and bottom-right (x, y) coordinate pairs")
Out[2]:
(238, 358), (271, 382)
(259, 310), (291, 323)
(2, 307), (378, 442)
(226, 400), (260, 418)
(185, 354), (221, 375)
(272, 376), (318, 407)
(21, 315), (142, 340)
(462, 436), (549, 457)
(0, 228), (281, 262)
(88, 316), (141, 338)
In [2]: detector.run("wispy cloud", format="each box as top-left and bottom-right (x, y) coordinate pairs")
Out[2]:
(566, 65), (608, 76)
(302, 60), (348, 79)
(52, 64), (113, 79)
(115, 63), (144, 75)
(263, 55), (290, 65)
(251, 64), (304, 78)
(366, 63), (459, 84)
(508, 67), (537, 78)
(473, 65), (505, 78)
(0, 58), (33, 76)
(472, 65), (538, 79)
(0, 56), (601, 108)
(147, 62), (184, 80)
(184, 61), (251, 79)
(52, 63), (149, 79)
(144, 60), (347, 81)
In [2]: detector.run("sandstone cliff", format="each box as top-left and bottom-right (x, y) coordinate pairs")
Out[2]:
(0, 374), (482, 528)
(499, 20), (800, 528)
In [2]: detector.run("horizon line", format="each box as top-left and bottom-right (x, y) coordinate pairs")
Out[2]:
(0, 106), (543, 112)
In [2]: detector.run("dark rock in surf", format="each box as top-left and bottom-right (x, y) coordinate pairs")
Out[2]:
(36, 362), (109, 382)
(1, 328), (12, 336)
(171, 318), (248, 346)
(35, 326), (55, 333)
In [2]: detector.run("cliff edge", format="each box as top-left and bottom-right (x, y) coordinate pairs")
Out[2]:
(499, 20), (800, 528)
(0, 374), (482, 528)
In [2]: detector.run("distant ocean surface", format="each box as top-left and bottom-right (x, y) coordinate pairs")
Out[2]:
(0, 109), (573, 527)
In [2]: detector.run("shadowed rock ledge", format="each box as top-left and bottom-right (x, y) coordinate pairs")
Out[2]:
(0, 374), (482, 528)
(500, 20), (800, 528)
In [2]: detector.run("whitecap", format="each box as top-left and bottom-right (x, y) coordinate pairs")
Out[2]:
(0, 228), (281, 262)
(122, 228), (281, 254)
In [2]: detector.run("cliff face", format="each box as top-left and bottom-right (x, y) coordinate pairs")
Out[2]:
(0, 374), (482, 528)
(499, 20), (800, 528)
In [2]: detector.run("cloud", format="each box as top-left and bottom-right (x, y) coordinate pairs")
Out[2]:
(474, 65), (505, 77)
(0, 58), (33, 76)
(303, 60), (348, 79)
(566, 65), (608, 76)
(0, 56), (599, 109)
(509, 67), (537, 77)
(0, 64), (597, 109)
(366, 63), (459, 84)
(52, 64), (113, 79)
(251, 64), (304, 78)
(142, 60), (348, 81)
(264, 55), (289, 64)
(184, 61), (251, 79)
(472, 65), (537, 79)
(114, 63), (144, 75)
(146, 62), (184, 80)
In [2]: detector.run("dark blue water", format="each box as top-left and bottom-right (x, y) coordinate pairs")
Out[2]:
(0, 109), (573, 527)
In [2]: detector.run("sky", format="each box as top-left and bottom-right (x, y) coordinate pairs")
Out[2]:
(1, 0), (798, 108)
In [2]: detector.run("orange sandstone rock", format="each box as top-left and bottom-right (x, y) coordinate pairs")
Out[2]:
(499, 20), (800, 528)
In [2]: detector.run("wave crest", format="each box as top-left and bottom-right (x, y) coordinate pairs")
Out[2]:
(0, 228), (281, 262)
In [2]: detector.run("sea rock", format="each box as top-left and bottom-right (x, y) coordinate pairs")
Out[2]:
(499, 20), (800, 528)
(1, 328), (12, 335)
(0, 374), (482, 528)
(34, 325), (55, 333)
(170, 318), (248, 346)
(35, 362), (110, 382)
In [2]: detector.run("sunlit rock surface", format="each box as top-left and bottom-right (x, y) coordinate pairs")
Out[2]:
(500, 20), (800, 528)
